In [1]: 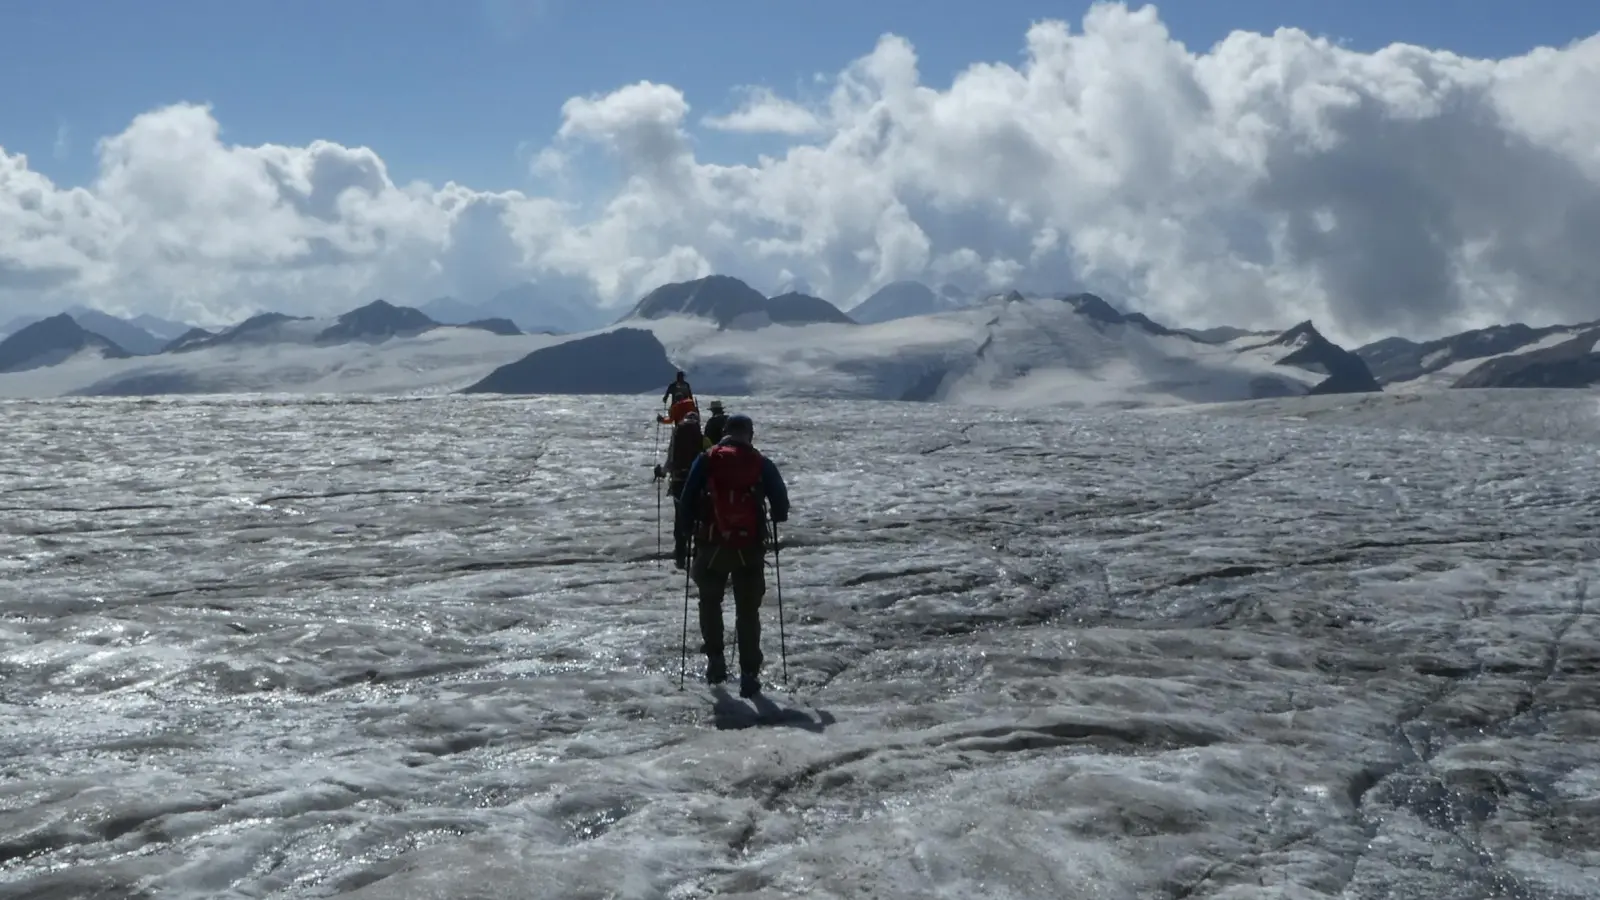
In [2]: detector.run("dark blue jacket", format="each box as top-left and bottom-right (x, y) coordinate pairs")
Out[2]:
(674, 438), (789, 541)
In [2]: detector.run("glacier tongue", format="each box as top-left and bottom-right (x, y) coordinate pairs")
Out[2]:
(0, 390), (1595, 899)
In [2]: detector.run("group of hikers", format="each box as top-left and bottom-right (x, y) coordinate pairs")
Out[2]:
(653, 371), (790, 699)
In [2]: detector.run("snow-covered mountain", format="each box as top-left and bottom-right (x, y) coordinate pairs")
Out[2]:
(462, 328), (678, 395)
(0, 300), (560, 398)
(0, 281), (1383, 405)
(473, 286), (1379, 407)
(161, 300), (512, 355)
(1450, 327), (1600, 389)
(1355, 320), (1600, 389)
(764, 291), (855, 325)
(1240, 320), (1383, 394)
(619, 275), (853, 329)
(0, 306), (193, 355)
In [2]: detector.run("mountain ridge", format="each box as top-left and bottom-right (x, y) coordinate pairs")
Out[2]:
(10, 272), (1600, 404)
(459, 282), (1380, 404)
(0, 314), (133, 373)
(619, 274), (855, 329)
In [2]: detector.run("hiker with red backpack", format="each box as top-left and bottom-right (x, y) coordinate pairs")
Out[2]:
(673, 413), (790, 698)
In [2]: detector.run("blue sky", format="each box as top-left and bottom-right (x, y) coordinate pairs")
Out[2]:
(3, 0), (1597, 194)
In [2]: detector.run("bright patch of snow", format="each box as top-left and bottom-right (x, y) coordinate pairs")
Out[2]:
(1420, 346), (1454, 369)
(0, 327), (564, 398)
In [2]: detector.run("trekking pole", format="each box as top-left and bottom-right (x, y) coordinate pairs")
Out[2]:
(771, 517), (789, 686)
(679, 530), (692, 690)
(653, 418), (663, 568)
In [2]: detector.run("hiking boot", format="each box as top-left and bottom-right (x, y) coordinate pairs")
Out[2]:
(739, 672), (761, 698)
(705, 655), (727, 685)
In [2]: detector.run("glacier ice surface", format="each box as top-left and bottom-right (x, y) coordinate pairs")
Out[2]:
(0, 389), (1598, 899)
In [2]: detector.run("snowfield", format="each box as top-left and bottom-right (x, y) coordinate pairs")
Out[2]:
(0, 327), (562, 398)
(1, 390), (1597, 898)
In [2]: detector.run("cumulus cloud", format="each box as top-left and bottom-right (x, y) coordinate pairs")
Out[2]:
(703, 87), (825, 135)
(2, 2), (1599, 342)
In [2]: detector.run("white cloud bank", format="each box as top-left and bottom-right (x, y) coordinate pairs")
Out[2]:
(2, 2), (1599, 342)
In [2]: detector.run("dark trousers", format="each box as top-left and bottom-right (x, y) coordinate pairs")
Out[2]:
(692, 541), (765, 675)
(668, 478), (686, 561)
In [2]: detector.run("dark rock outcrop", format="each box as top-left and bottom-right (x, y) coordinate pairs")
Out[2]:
(460, 328), (678, 395)
(1056, 298), (1262, 344)
(622, 275), (855, 329)
(623, 275), (770, 328)
(72, 370), (206, 396)
(1122, 312), (1181, 337)
(0, 314), (130, 373)
(461, 317), (522, 336)
(1060, 292), (1125, 326)
(1056, 292), (1187, 339)
(765, 292), (855, 325)
(315, 299), (437, 343)
(1452, 330), (1600, 388)
(1249, 321), (1383, 395)
(226, 312), (302, 337)
(898, 366), (951, 402)
(1182, 325), (1266, 344)
(162, 327), (215, 353)
(170, 312), (311, 353)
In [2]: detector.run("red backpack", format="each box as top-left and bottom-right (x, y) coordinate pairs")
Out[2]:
(701, 443), (766, 550)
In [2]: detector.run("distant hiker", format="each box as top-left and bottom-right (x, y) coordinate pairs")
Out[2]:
(663, 371), (693, 406)
(675, 413), (790, 698)
(703, 400), (729, 444)
(659, 395), (699, 426)
(660, 411), (709, 564)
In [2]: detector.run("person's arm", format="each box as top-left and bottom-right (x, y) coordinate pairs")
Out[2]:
(760, 458), (790, 523)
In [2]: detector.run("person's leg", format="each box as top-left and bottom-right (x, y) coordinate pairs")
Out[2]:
(729, 550), (767, 696)
(693, 544), (729, 683)
(668, 480), (687, 566)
